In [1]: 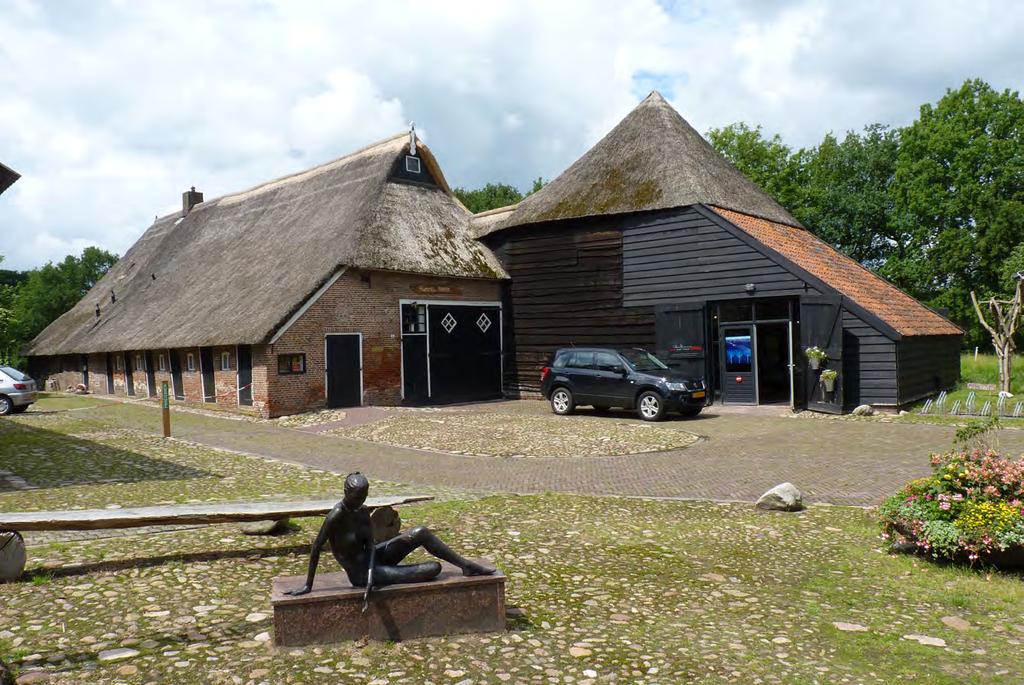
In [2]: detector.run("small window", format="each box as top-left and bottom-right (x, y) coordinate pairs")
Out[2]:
(278, 353), (306, 375)
(135, 354), (145, 372)
(595, 352), (625, 374)
(220, 351), (231, 371)
(755, 300), (789, 320)
(405, 155), (421, 174)
(719, 301), (752, 322)
(158, 354), (166, 372)
(565, 351), (595, 370)
(187, 353), (196, 372)
(115, 355), (123, 371)
(402, 304), (427, 334)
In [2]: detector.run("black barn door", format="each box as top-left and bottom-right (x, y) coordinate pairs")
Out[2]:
(169, 350), (185, 400)
(655, 303), (709, 381)
(326, 334), (362, 408)
(124, 354), (135, 396)
(80, 354), (89, 388)
(428, 304), (501, 403)
(800, 294), (843, 413)
(105, 353), (114, 394)
(199, 347), (216, 403)
(145, 351), (157, 397)
(237, 345), (253, 406)
(402, 336), (429, 404)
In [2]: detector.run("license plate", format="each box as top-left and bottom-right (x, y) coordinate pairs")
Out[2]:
(692, 391), (705, 399)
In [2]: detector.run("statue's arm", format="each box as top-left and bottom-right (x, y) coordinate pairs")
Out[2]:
(362, 536), (376, 612)
(285, 511), (335, 596)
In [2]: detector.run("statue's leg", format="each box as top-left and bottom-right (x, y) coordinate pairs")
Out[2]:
(371, 561), (442, 587)
(376, 526), (495, 576)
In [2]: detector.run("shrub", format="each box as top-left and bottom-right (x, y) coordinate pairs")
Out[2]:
(880, 448), (1024, 563)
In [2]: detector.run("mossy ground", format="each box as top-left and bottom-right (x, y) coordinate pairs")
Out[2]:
(2, 396), (1023, 684)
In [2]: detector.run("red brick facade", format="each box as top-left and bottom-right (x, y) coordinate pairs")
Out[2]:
(29, 268), (502, 418)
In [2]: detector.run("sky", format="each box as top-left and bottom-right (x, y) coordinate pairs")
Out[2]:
(1, 0), (1023, 270)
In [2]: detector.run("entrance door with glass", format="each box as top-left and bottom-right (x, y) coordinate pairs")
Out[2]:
(721, 325), (755, 404)
(716, 299), (795, 406)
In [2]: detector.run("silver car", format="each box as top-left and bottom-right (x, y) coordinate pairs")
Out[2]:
(0, 366), (37, 415)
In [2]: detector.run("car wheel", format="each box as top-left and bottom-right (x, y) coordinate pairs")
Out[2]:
(0, 396), (11, 416)
(679, 406), (702, 418)
(636, 391), (665, 421)
(550, 387), (575, 415)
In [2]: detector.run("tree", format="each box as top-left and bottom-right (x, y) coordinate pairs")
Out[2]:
(452, 182), (524, 213)
(971, 276), (1022, 394)
(802, 125), (904, 268)
(8, 247), (118, 356)
(891, 79), (1024, 345)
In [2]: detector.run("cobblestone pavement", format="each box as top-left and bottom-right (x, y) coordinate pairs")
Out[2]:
(65, 399), (1024, 506)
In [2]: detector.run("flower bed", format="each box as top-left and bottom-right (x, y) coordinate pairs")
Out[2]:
(879, 448), (1024, 567)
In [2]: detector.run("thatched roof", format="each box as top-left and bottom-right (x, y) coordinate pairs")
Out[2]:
(0, 162), (19, 196)
(478, 92), (800, 237)
(29, 134), (507, 356)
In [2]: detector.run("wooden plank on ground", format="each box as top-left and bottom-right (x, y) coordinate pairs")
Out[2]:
(0, 495), (433, 532)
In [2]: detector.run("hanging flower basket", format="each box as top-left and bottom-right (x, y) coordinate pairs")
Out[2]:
(805, 346), (827, 370)
(820, 369), (837, 392)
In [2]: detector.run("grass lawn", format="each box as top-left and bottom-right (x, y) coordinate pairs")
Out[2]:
(2, 397), (1023, 684)
(897, 354), (1024, 426)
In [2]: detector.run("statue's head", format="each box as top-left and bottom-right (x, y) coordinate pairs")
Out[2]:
(343, 472), (369, 509)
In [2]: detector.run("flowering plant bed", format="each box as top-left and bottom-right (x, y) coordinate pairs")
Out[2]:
(880, 448), (1024, 567)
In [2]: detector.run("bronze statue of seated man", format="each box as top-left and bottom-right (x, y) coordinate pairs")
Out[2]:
(286, 473), (495, 602)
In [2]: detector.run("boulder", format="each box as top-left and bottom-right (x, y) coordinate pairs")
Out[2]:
(239, 518), (291, 536)
(756, 483), (804, 512)
(852, 404), (875, 416)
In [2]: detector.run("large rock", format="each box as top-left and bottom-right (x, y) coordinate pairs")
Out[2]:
(756, 483), (804, 512)
(852, 404), (875, 416)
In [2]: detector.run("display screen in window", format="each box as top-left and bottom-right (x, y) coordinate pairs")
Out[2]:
(724, 334), (752, 372)
(278, 354), (305, 375)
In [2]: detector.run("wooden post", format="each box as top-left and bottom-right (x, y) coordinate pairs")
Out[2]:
(161, 381), (171, 438)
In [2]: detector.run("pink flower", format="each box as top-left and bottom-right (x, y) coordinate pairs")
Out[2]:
(939, 501), (951, 511)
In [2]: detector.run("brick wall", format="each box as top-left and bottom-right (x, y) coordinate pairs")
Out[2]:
(266, 269), (502, 417)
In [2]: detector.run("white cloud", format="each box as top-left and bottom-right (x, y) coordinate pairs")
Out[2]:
(0, 0), (1022, 269)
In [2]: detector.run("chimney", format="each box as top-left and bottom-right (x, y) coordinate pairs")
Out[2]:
(182, 186), (204, 215)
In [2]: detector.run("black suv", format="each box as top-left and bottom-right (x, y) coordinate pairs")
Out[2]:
(540, 347), (708, 421)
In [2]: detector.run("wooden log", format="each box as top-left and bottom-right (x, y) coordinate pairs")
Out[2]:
(0, 495), (432, 532)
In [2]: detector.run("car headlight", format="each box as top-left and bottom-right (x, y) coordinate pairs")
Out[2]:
(666, 381), (690, 392)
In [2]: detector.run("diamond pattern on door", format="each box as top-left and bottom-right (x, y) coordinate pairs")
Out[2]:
(476, 312), (492, 333)
(441, 312), (457, 333)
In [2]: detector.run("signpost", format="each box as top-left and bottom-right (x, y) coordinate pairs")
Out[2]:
(161, 381), (171, 438)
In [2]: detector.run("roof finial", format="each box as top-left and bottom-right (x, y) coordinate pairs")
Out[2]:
(409, 122), (417, 155)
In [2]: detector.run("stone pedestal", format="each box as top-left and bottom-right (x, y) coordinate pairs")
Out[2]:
(270, 561), (505, 645)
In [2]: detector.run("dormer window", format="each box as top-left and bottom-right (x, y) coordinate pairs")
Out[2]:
(405, 155), (421, 174)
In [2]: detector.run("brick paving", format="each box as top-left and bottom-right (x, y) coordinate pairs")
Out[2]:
(80, 400), (1024, 506)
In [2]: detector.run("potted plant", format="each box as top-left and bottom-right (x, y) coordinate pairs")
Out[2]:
(805, 346), (827, 370)
(820, 368), (837, 392)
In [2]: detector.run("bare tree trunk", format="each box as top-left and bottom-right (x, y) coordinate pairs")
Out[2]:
(971, 282), (1022, 396)
(1001, 347), (1013, 394)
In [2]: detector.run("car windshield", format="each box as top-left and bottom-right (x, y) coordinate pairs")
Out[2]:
(0, 366), (30, 382)
(618, 349), (669, 372)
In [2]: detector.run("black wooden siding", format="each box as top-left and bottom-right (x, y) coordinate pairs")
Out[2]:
(622, 208), (813, 306)
(841, 309), (898, 407)
(896, 336), (961, 406)
(487, 217), (655, 394)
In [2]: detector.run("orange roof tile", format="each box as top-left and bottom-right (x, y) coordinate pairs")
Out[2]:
(710, 206), (962, 338)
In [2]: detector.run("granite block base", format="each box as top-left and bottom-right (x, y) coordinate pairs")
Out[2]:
(271, 560), (505, 645)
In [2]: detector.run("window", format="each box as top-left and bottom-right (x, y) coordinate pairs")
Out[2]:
(724, 332), (752, 373)
(158, 354), (166, 372)
(115, 355), (123, 371)
(278, 353), (306, 375)
(135, 354), (145, 372)
(619, 349), (669, 373)
(402, 304), (427, 334)
(565, 351), (594, 370)
(405, 155), (421, 174)
(595, 352), (625, 373)
(755, 300), (790, 320)
(0, 366), (29, 382)
(186, 353), (196, 372)
(220, 351), (231, 371)
(719, 301), (752, 322)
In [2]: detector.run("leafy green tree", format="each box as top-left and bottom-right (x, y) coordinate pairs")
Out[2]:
(453, 182), (524, 213)
(528, 177), (546, 195)
(9, 247), (118, 353)
(802, 125), (903, 268)
(706, 123), (808, 214)
(891, 79), (1024, 345)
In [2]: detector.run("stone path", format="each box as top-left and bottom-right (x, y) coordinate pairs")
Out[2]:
(70, 400), (1024, 506)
